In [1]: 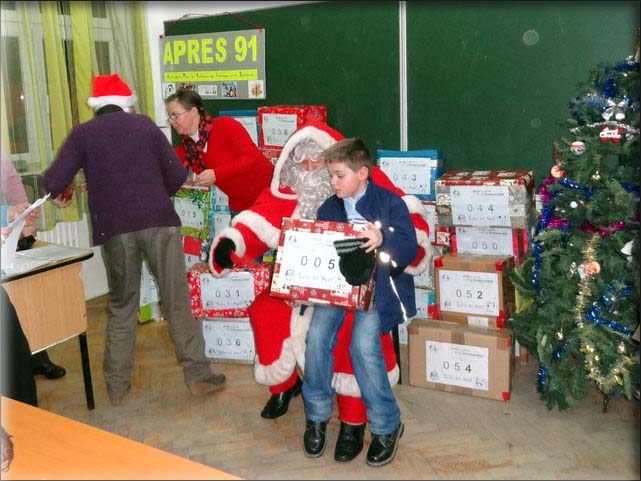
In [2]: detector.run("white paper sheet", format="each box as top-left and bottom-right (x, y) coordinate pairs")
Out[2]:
(1, 193), (50, 268)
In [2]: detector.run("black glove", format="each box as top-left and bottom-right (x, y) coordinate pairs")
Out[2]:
(17, 235), (36, 251)
(333, 237), (376, 286)
(213, 238), (236, 269)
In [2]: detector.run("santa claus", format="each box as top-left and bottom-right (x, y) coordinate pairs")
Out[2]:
(208, 118), (430, 461)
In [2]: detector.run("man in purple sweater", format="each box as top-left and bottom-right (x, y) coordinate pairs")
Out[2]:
(44, 74), (226, 405)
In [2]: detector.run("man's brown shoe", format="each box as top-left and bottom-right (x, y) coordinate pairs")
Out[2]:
(187, 371), (226, 395)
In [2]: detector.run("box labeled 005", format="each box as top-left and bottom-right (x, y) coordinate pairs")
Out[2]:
(434, 253), (515, 328)
(270, 218), (374, 310)
(408, 319), (512, 401)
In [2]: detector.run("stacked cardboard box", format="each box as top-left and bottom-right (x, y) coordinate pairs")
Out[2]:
(408, 319), (512, 401)
(434, 170), (534, 264)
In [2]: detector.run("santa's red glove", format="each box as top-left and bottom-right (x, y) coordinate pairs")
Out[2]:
(213, 238), (236, 269)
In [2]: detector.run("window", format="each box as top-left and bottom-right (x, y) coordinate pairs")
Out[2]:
(0, 1), (117, 173)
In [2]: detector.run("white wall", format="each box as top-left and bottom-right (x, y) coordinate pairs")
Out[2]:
(144, 1), (317, 140)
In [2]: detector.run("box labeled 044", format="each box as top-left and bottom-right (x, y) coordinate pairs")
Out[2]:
(435, 170), (534, 229)
(408, 319), (512, 401)
(434, 253), (515, 328)
(270, 218), (374, 310)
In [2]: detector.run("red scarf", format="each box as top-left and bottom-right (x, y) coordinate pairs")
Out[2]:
(182, 114), (213, 173)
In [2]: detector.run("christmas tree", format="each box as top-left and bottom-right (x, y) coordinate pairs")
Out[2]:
(510, 47), (640, 411)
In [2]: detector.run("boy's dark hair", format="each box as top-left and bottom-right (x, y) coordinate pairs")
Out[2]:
(165, 88), (206, 116)
(323, 138), (372, 176)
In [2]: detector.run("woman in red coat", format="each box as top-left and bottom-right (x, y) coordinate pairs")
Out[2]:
(165, 89), (274, 213)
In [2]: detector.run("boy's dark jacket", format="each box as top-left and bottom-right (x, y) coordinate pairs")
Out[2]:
(317, 181), (418, 333)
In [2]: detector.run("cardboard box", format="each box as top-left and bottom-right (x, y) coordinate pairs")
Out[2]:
(270, 218), (374, 310)
(218, 110), (259, 146)
(202, 317), (255, 364)
(414, 244), (448, 290)
(173, 185), (210, 240)
(448, 227), (528, 265)
(188, 262), (271, 318)
(435, 170), (534, 229)
(408, 319), (512, 401)
(434, 253), (515, 328)
(377, 149), (444, 201)
(258, 105), (327, 148)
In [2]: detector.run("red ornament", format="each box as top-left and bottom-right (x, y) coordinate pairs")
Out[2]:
(599, 126), (622, 144)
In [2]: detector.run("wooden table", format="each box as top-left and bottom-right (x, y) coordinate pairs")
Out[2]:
(0, 397), (241, 480)
(1, 243), (95, 409)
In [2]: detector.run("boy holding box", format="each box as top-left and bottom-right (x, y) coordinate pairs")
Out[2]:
(302, 138), (418, 467)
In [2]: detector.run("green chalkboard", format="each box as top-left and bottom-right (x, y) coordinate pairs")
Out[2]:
(407, 1), (639, 181)
(165, 2), (400, 151)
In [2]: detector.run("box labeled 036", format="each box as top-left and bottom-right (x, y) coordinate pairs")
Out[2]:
(202, 317), (255, 364)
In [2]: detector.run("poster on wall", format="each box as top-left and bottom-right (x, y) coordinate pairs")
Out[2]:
(160, 29), (265, 100)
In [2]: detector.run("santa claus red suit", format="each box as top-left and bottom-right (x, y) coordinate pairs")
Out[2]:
(209, 118), (431, 423)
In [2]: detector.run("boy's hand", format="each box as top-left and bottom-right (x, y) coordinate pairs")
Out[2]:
(358, 221), (382, 253)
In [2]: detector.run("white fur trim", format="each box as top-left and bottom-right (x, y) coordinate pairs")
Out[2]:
(270, 126), (338, 199)
(208, 227), (246, 278)
(231, 210), (281, 249)
(404, 228), (432, 276)
(87, 94), (137, 111)
(332, 364), (400, 397)
(402, 194), (427, 217)
(253, 305), (314, 386)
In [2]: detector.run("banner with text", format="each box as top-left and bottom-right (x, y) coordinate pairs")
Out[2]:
(160, 29), (265, 100)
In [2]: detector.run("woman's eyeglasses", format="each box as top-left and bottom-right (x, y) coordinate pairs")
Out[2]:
(166, 110), (189, 124)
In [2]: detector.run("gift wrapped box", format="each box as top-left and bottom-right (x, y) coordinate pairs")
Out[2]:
(434, 253), (515, 328)
(435, 170), (534, 229)
(421, 200), (438, 245)
(270, 218), (374, 310)
(377, 149), (443, 201)
(208, 210), (232, 239)
(218, 110), (259, 146)
(173, 185), (211, 240)
(258, 105), (327, 148)
(209, 186), (230, 213)
(188, 262), (271, 318)
(259, 146), (283, 165)
(183, 236), (203, 271)
(445, 227), (529, 265)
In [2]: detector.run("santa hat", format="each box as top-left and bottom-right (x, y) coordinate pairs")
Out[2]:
(270, 117), (344, 200)
(87, 73), (137, 111)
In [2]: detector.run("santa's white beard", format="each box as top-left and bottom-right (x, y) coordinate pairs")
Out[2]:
(282, 164), (334, 220)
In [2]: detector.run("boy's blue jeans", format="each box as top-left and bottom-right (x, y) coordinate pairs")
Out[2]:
(302, 304), (401, 435)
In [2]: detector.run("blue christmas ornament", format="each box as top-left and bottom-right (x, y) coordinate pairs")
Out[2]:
(537, 367), (549, 392)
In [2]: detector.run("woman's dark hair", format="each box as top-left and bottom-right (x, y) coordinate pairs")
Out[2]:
(165, 88), (206, 116)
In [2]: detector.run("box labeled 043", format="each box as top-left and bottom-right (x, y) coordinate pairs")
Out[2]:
(408, 319), (512, 401)
(434, 253), (515, 328)
(270, 218), (374, 310)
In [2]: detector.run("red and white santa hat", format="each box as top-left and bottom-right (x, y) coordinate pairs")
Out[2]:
(271, 117), (344, 200)
(87, 73), (137, 111)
